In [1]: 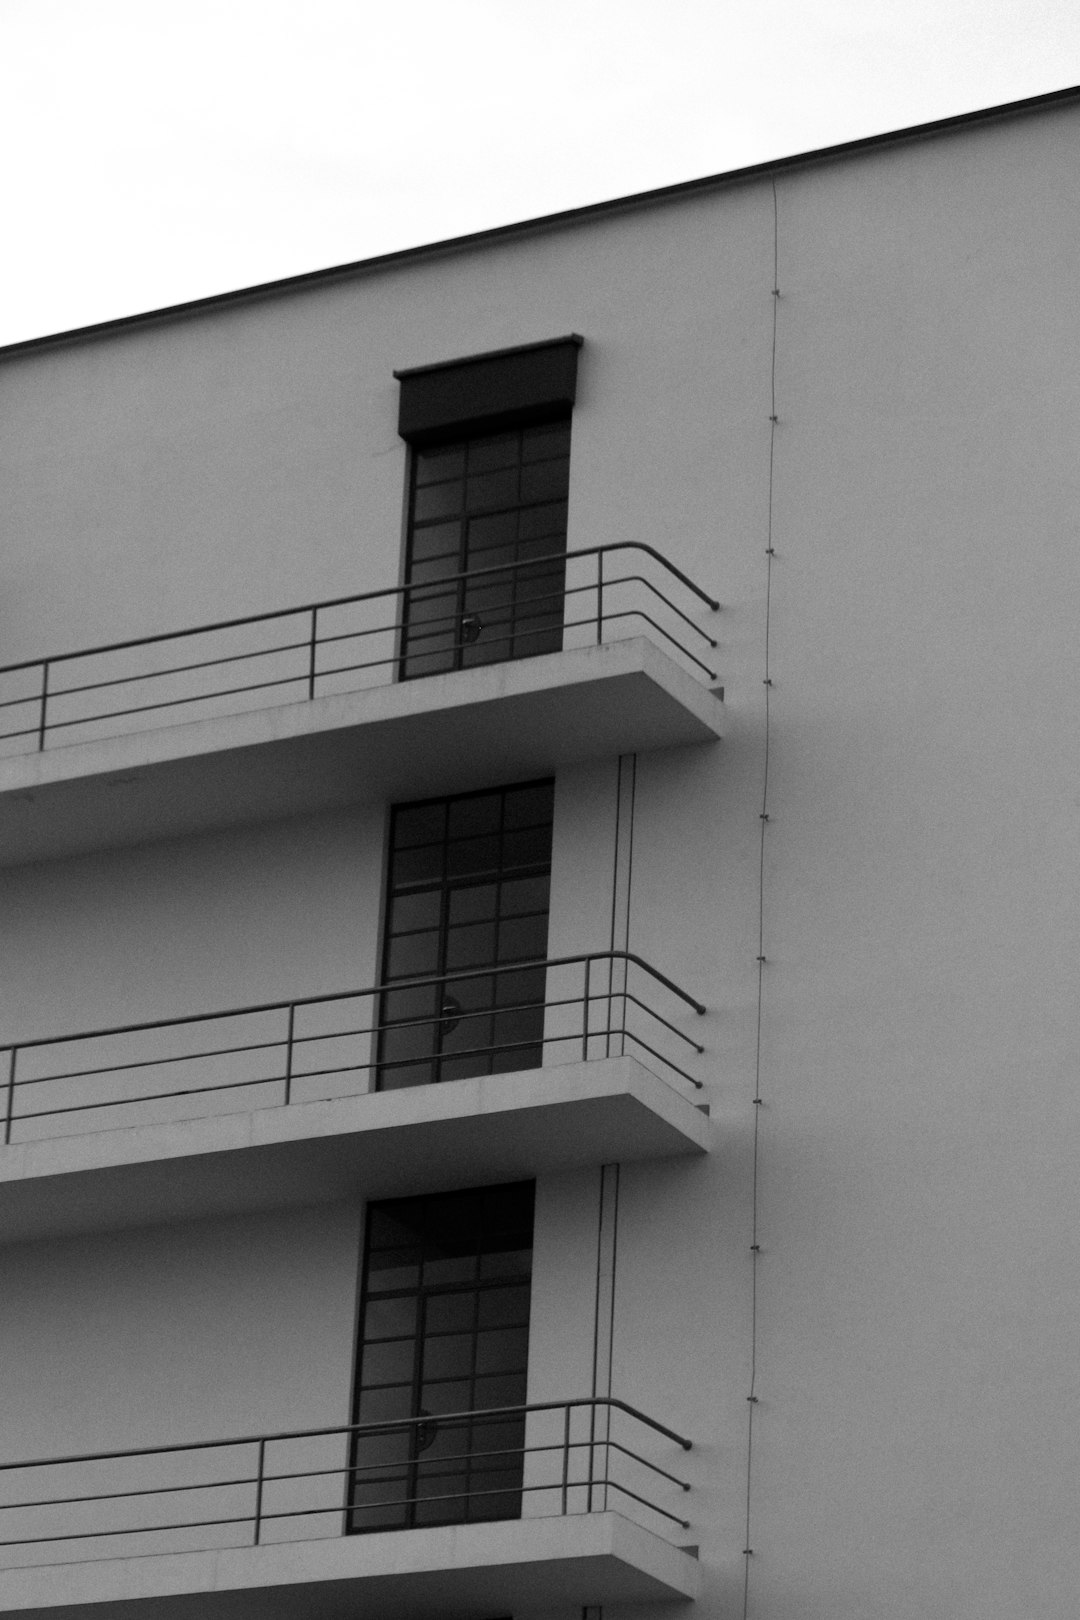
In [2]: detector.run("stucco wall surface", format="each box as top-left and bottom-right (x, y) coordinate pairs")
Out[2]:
(0, 98), (1078, 1620)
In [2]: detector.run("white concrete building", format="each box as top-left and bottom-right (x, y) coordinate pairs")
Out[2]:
(1, 84), (1078, 1620)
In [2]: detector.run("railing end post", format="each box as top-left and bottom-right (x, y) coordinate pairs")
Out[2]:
(3, 1047), (15, 1146)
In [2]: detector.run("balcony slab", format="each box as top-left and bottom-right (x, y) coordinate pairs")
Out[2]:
(0, 639), (723, 866)
(0, 1511), (701, 1617)
(0, 1056), (711, 1243)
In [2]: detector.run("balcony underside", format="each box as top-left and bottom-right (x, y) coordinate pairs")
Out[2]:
(0, 1512), (701, 1618)
(0, 1056), (710, 1243)
(0, 639), (723, 866)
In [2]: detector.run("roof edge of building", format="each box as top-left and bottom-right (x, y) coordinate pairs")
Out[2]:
(5, 80), (1080, 359)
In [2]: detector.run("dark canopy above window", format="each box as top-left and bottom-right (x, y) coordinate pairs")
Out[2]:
(395, 335), (583, 446)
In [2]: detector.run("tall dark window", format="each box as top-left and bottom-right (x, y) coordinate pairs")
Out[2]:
(399, 419), (571, 679)
(349, 1182), (534, 1532)
(377, 780), (553, 1090)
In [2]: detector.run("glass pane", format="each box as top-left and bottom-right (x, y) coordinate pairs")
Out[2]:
(415, 446), (465, 484)
(447, 792), (502, 838)
(492, 1006), (545, 1051)
(389, 889), (442, 933)
(357, 1384), (414, 1421)
(422, 1332), (475, 1380)
(386, 930), (441, 979)
(446, 836), (501, 880)
(445, 922), (497, 969)
(391, 843), (444, 888)
(361, 1338), (418, 1385)
(380, 1022), (438, 1066)
(392, 803), (446, 848)
(503, 782), (554, 827)
(366, 1205), (422, 1249)
(440, 1053), (492, 1083)
(382, 983), (439, 1024)
(379, 1061), (438, 1090)
(520, 459), (570, 502)
(499, 875), (549, 916)
(362, 1296), (418, 1337)
(479, 1247), (532, 1279)
(467, 511), (518, 551)
(497, 913), (548, 962)
(478, 1286), (530, 1328)
(408, 555), (462, 586)
(351, 1429), (411, 1467)
(501, 827), (552, 869)
(522, 422), (571, 460)
(495, 967), (545, 1007)
(518, 500), (567, 541)
(409, 520), (461, 563)
(425, 1293), (476, 1333)
(475, 1327), (529, 1375)
(421, 1378), (473, 1415)
(413, 480), (463, 522)
(467, 433), (520, 473)
(473, 1373), (527, 1411)
(466, 468), (519, 510)
(448, 884), (497, 924)
(400, 645), (456, 679)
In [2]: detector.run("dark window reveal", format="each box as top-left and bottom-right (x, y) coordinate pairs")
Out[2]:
(378, 781), (553, 1090)
(399, 419), (571, 679)
(349, 1182), (534, 1532)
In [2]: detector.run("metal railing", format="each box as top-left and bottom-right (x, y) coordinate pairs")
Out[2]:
(0, 543), (719, 756)
(0, 1398), (691, 1570)
(2, 951), (705, 1145)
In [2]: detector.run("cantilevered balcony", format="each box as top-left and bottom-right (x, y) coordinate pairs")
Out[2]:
(0, 545), (723, 864)
(0, 952), (711, 1242)
(0, 1398), (700, 1615)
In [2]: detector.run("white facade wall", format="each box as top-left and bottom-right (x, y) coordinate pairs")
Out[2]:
(0, 97), (1078, 1617)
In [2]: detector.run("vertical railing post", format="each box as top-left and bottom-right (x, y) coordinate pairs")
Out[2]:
(37, 661), (49, 751)
(561, 1403), (571, 1516)
(582, 958), (591, 1064)
(283, 1003), (295, 1107)
(308, 606), (319, 700)
(596, 551), (604, 646)
(253, 1438), (266, 1545)
(4, 1047), (16, 1146)
(586, 1399), (597, 1514)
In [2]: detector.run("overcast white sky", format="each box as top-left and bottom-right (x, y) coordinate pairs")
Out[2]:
(3, 0), (1079, 346)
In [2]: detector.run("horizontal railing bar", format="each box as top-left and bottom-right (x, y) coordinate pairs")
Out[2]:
(13, 1036), (289, 1090)
(33, 608), (570, 740)
(14, 991), (584, 1091)
(12, 1071), (285, 1126)
(595, 604), (717, 679)
(0, 1397), (690, 1474)
(0, 1440), (687, 1533)
(0, 1511), (257, 1551)
(45, 583), (565, 705)
(592, 570), (718, 647)
(34, 669), (314, 736)
(622, 1029), (703, 1089)
(14, 985), (587, 1090)
(0, 1472), (259, 1514)
(602, 1477), (691, 1530)
(41, 637), (311, 703)
(0, 542), (716, 679)
(8, 1001), (694, 1112)
(610, 988), (706, 1052)
(3, 951), (703, 1054)
(23, 1430), (675, 1505)
(602, 1437), (692, 1489)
